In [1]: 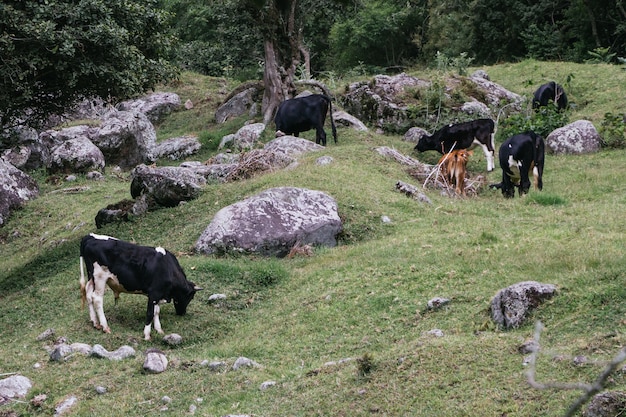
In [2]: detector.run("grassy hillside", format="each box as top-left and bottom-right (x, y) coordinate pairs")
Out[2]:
(1, 60), (626, 416)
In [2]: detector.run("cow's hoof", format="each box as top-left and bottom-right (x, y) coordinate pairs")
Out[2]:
(103, 327), (111, 334)
(94, 324), (102, 330)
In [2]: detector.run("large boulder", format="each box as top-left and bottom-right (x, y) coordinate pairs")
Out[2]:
(47, 137), (105, 174)
(341, 73), (429, 131)
(263, 136), (324, 160)
(467, 72), (523, 110)
(0, 159), (39, 226)
(1, 125), (45, 170)
(583, 391), (626, 417)
(91, 111), (157, 169)
(195, 187), (342, 257)
(490, 281), (557, 329)
(215, 87), (262, 123)
(219, 123), (266, 151)
(546, 120), (602, 155)
(116, 92), (181, 123)
(154, 135), (201, 161)
(130, 164), (206, 207)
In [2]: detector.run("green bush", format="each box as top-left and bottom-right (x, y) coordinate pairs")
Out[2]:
(498, 103), (569, 140)
(599, 112), (626, 149)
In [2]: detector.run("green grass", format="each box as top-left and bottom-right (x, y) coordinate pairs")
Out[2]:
(2, 60), (626, 416)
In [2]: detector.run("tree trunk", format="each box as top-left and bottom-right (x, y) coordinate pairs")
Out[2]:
(260, 0), (300, 125)
(583, 0), (601, 47)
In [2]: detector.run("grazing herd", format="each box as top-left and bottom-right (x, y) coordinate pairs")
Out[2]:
(77, 83), (563, 338)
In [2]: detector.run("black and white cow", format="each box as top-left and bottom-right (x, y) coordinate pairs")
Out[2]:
(274, 94), (337, 146)
(79, 233), (201, 340)
(532, 82), (568, 110)
(414, 118), (496, 171)
(490, 131), (545, 198)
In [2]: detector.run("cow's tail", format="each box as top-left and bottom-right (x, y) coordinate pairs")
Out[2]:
(326, 95), (337, 143)
(79, 256), (87, 309)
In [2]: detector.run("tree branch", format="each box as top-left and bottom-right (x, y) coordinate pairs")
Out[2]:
(526, 321), (626, 417)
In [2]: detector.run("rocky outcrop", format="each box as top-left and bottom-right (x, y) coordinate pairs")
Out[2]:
(546, 120), (602, 155)
(195, 187), (342, 257)
(490, 281), (557, 329)
(0, 159), (39, 226)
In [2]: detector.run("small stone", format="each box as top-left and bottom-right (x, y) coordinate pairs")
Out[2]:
(427, 297), (450, 310)
(426, 329), (444, 337)
(163, 333), (183, 346)
(95, 386), (107, 395)
(260, 381), (276, 390)
(36, 328), (55, 341)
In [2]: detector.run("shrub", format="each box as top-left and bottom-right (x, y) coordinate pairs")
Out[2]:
(599, 112), (626, 149)
(498, 103), (569, 141)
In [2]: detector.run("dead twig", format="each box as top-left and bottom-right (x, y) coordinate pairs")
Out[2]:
(526, 321), (626, 417)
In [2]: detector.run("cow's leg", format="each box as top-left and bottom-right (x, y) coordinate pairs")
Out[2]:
(84, 279), (99, 329)
(92, 263), (111, 333)
(315, 126), (327, 146)
(474, 138), (495, 171)
(519, 163), (532, 196)
(152, 301), (165, 335)
(143, 298), (158, 340)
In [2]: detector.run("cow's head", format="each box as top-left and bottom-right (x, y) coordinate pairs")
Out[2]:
(173, 281), (202, 315)
(415, 134), (437, 153)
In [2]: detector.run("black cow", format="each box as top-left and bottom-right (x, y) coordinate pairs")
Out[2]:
(532, 82), (568, 110)
(490, 131), (545, 198)
(414, 118), (496, 171)
(79, 233), (202, 340)
(274, 94), (337, 146)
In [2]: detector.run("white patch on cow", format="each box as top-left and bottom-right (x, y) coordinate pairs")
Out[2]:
(89, 262), (118, 333)
(507, 155), (522, 184)
(533, 165), (540, 189)
(155, 246), (166, 255)
(89, 233), (118, 241)
(144, 300), (167, 340)
(472, 137), (495, 172)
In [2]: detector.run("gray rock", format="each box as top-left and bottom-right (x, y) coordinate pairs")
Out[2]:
(232, 357), (261, 370)
(130, 164), (206, 207)
(90, 344), (135, 361)
(49, 344), (74, 362)
(490, 281), (557, 329)
(91, 110), (156, 169)
(163, 333), (183, 346)
(316, 156), (334, 166)
(143, 349), (168, 374)
(154, 135), (201, 160)
(546, 120), (602, 155)
(47, 137), (105, 174)
(230, 123), (266, 151)
(54, 395), (77, 416)
(0, 375), (32, 399)
(215, 87), (261, 124)
(195, 187), (342, 257)
(427, 297), (450, 310)
(333, 110), (368, 131)
(36, 328), (55, 341)
(0, 158), (39, 226)
(263, 136), (324, 159)
(583, 391), (626, 417)
(116, 92), (181, 123)
(403, 127), (430, 143)
(260, 381), (276, 390)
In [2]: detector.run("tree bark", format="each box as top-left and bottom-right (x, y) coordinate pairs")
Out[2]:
(583, 0), (601, 47)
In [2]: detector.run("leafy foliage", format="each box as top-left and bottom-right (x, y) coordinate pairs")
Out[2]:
(0, 0), (179, 131)
(327, 0), (424, 72)
(498, 103), (569, 141)
(599, 112), (626, 148)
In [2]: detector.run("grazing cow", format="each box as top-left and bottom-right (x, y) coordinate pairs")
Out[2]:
(79, 233), (201, 340)
(274, 94), (337, 146)
(414, 118), (496, 172)
(490, 131), (545, 198)
(438, 149), (472, 195)
(532, 82), (568, 110)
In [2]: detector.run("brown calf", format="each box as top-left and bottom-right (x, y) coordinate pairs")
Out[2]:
(438, 149), (472, 195)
